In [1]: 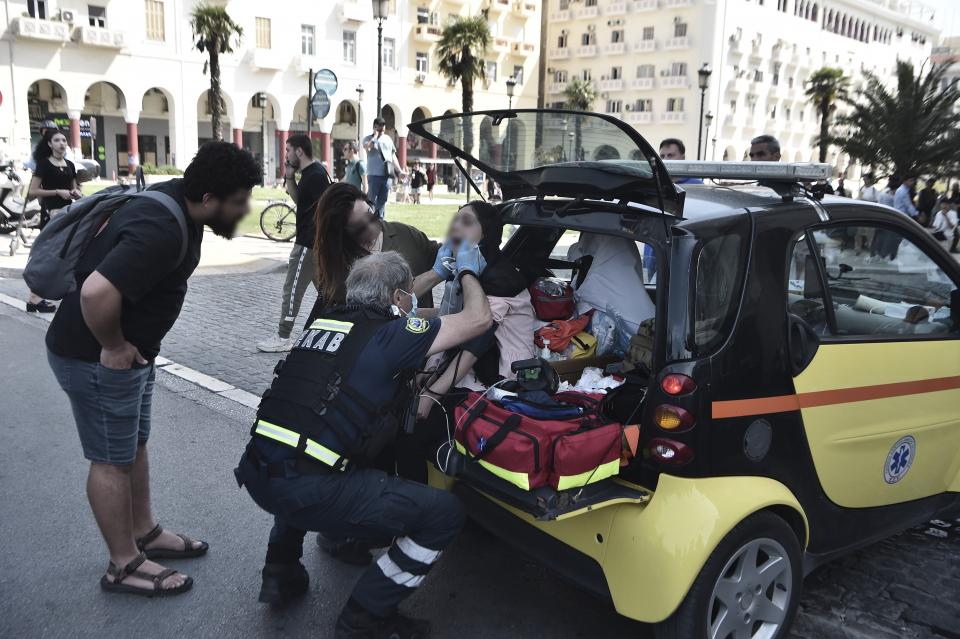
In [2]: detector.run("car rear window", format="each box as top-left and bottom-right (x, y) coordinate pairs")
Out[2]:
(693, 235), (744, 353)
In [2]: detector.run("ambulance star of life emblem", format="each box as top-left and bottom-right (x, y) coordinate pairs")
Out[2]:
(883, 436), (916, 485)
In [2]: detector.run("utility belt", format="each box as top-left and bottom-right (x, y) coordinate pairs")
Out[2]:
(252, 419), (350, 472)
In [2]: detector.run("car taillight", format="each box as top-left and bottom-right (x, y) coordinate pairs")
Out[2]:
(648, 438), (694, 465)
(661, 374), (696, 396)
(654, 404), (695, 431)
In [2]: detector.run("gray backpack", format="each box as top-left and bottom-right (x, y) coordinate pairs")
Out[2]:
(23, 185), (187, 300)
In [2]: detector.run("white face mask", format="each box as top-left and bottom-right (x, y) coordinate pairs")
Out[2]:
(391, 289), (417, 318)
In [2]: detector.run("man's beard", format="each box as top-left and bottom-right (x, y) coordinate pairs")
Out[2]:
(208, 215), (239, 239)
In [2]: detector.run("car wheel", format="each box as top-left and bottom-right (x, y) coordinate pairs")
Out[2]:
(654, 511), (803, 639)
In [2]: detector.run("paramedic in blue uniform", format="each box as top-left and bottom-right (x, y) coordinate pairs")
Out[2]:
(235, 248), (491, 639)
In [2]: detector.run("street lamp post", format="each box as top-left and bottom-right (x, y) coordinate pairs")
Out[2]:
(696, 64), (712, 161)
(505, 76), (517, 110)
(372, 0), (389, 118)
(356, 85), (364, 144)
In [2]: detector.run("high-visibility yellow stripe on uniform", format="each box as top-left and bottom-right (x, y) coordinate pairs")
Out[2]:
(304, 439), (345, 468)
(308, 319), (354, 333)
(255, 419), (348, 470)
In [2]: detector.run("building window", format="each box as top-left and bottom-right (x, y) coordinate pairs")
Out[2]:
(88, 5), (106, 28)
(634, 98), (653, 111)
(256, 17), (271, 49)
(785, 107), (792, 120)
(558, 32), (568, 48)
(343, 30), (357, 63)
(606, 99), (622, 113)
(637, 64), (654, 78)
(485, 61), (498, 84)
(729, 100), (737, 113)
(144, 0), (164, 41)
(612, 29), (624, 43)
(586, 0), (598, 6)
(581, 68), (592, 81)
(642, 26), (654, 40)
(581, 32), (594, 46)
(611, 66), (622, 80)
(417, 6), (430, 24)
(27, 0), (46, 19)
(382, 38), (396, 68)
(301, 24), (315, 56)
(666, 97), (685, 112)
(753, 69), (764, 82)
(554, 70), (568, 83)
(674, 22), (688, 37)
(772, 62), (781, 85)
(513, 65), (524, 85)
(415, 52), (429, 74)
(669, 62), (687, 76)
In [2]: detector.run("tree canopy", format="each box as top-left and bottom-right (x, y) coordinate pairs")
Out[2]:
(190, 4), (243, 141)
(562, 77), (599, 112)
(436, 15), (491, 154)
(804, 67), (848, 163)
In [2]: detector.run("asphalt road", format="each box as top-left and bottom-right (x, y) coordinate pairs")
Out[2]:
(0, 305), (649, 639)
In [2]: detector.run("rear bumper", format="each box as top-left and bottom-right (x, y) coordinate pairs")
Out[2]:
(436, 468), (808, 623)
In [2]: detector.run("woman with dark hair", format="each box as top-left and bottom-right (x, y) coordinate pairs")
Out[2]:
(416, 200), (535, 418)
(26, 128), (81, 312)
(313, 182), (442, 307)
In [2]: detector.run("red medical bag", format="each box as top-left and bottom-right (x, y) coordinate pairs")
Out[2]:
(549, 423), (623, 490)
(528, 278), (575, 321)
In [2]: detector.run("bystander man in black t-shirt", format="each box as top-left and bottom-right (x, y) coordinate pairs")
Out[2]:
(46, 141), (261, 598)
(26, 129), (81, 312)
(257, 134), (332, 352)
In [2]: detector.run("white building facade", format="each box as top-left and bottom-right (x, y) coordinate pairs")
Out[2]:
(541, 0), (938, 173)
(0, 0), (541, 181)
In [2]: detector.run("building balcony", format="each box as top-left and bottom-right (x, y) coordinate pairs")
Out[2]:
(664, 36), (691, 50)
(512, 41), (537, 56)
(514, 0), (538, 17)
(488, 0), (511, 14)
(661, 111), (687, 123)
(631, 78), (655, 90)
(549, 9), (570, 21)
(548, 82), (568, 94)
(626, 111), (654, 124)
(247, 48), (287, 71)
(73, 25), (125, 49)
(726, 76), (750, 94)
(11, 16), (70, 43)
(633, 39), (656, 53)
(294, 54), (320, 75)
(663, 0), (693, 7)
(605, 1), (629, 16)
(492, 36), (512, 54)
(633, 0), (658, 10)
(599, 78), (625, 91)
(728, 35), (743, 56)
(602, 42), (628, 55)
(549, 47), (571, 59)
(661, 75), (689, 89)
(339, 0), (372, 23)
(576, 44), (598, 57)
(574, 5), (600, 18)
(414, 24), (442, 43)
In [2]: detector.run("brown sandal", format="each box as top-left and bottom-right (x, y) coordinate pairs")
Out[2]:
(136, 523), (209, 560)
(99, 552), (193, 597)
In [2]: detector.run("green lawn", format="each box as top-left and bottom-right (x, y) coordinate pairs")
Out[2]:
(238, 201), (459, 240)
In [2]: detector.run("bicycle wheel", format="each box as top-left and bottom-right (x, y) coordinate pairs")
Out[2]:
(260, 203), (297, 242)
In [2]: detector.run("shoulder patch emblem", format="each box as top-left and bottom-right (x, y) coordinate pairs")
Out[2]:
(405, 317), (430, 334)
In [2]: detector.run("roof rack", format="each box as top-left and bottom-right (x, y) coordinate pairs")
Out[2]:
(663, 160), (830, 182)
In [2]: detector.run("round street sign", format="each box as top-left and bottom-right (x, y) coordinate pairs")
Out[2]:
(310, 90), (331, 120)
(313, 68), (338, 96)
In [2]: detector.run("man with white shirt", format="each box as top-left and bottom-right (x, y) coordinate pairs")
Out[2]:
(858, 173), (879, 202)
(894, 175), (919, 220)
(362, 117), (397, 218)
(931, 198), (960, 254)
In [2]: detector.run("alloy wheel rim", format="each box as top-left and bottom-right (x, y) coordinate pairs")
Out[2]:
(707, 537), (792, 639)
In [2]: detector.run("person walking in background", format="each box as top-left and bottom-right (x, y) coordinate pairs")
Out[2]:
(858, 173), (879, 202)
(46, 141), (260, 598)
(341, 142), (367, 193)
(409, 161), (426, 205)
(894, 175), (919, 221)
(426, 164), (436, 202)
(836, 177), (848, 198)
(873, 176), (903, 261)
(854, 173), (880, 255)
(748, 135), (782, 161)
(26, 128), (81, 313)
(916, 178), (938, 227)
(257, 134), (332, 353)
(362, 117), (398, 218)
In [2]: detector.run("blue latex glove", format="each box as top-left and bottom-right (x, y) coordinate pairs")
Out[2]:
(455, 242), (486, 279)
(432, 242), (456, 281)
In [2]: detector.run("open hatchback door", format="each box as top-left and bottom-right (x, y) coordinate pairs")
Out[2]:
(407, 109), (685, 216)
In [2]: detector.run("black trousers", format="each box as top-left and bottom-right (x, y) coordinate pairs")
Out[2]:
(236, 447), (465, 617)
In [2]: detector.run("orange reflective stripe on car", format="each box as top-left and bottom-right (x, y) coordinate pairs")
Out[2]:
(712, 374), (960, 419)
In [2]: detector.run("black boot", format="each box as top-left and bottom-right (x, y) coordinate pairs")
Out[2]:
(317, 534), (375, 566)
(258, 562), (309, 605)
(334, 599), (430, 639)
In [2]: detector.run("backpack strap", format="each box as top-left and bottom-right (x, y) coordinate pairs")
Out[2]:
(132, 191), (189, 268)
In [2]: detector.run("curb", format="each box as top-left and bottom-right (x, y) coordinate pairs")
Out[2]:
(0, 292), (261, 410)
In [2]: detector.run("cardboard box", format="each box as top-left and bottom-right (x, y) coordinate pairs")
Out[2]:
(549, 355), (620, 383)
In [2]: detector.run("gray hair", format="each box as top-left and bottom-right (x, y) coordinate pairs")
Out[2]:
(345, 251), (413, 307)
(750, 134), (781, 154)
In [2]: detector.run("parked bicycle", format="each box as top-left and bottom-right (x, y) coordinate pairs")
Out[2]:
(259, 199), (297, 242)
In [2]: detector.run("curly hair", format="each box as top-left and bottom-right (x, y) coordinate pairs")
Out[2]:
(314, 182), (371, 303)
(183, 141), (261, 202)
(32, 129), (67, 163)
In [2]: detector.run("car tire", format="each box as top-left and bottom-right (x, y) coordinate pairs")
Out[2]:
(653, 511), (803, 639)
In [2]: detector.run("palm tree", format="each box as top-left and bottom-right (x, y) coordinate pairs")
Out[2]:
(436, 15), (491, 154)
(562, 78), (598, 161)
(804, 67), (849, 163)
(190, 4), (243, 142)
(831, 60), (960, 178)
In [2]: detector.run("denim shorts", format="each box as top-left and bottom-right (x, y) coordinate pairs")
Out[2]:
(47, 349), (156, 465)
